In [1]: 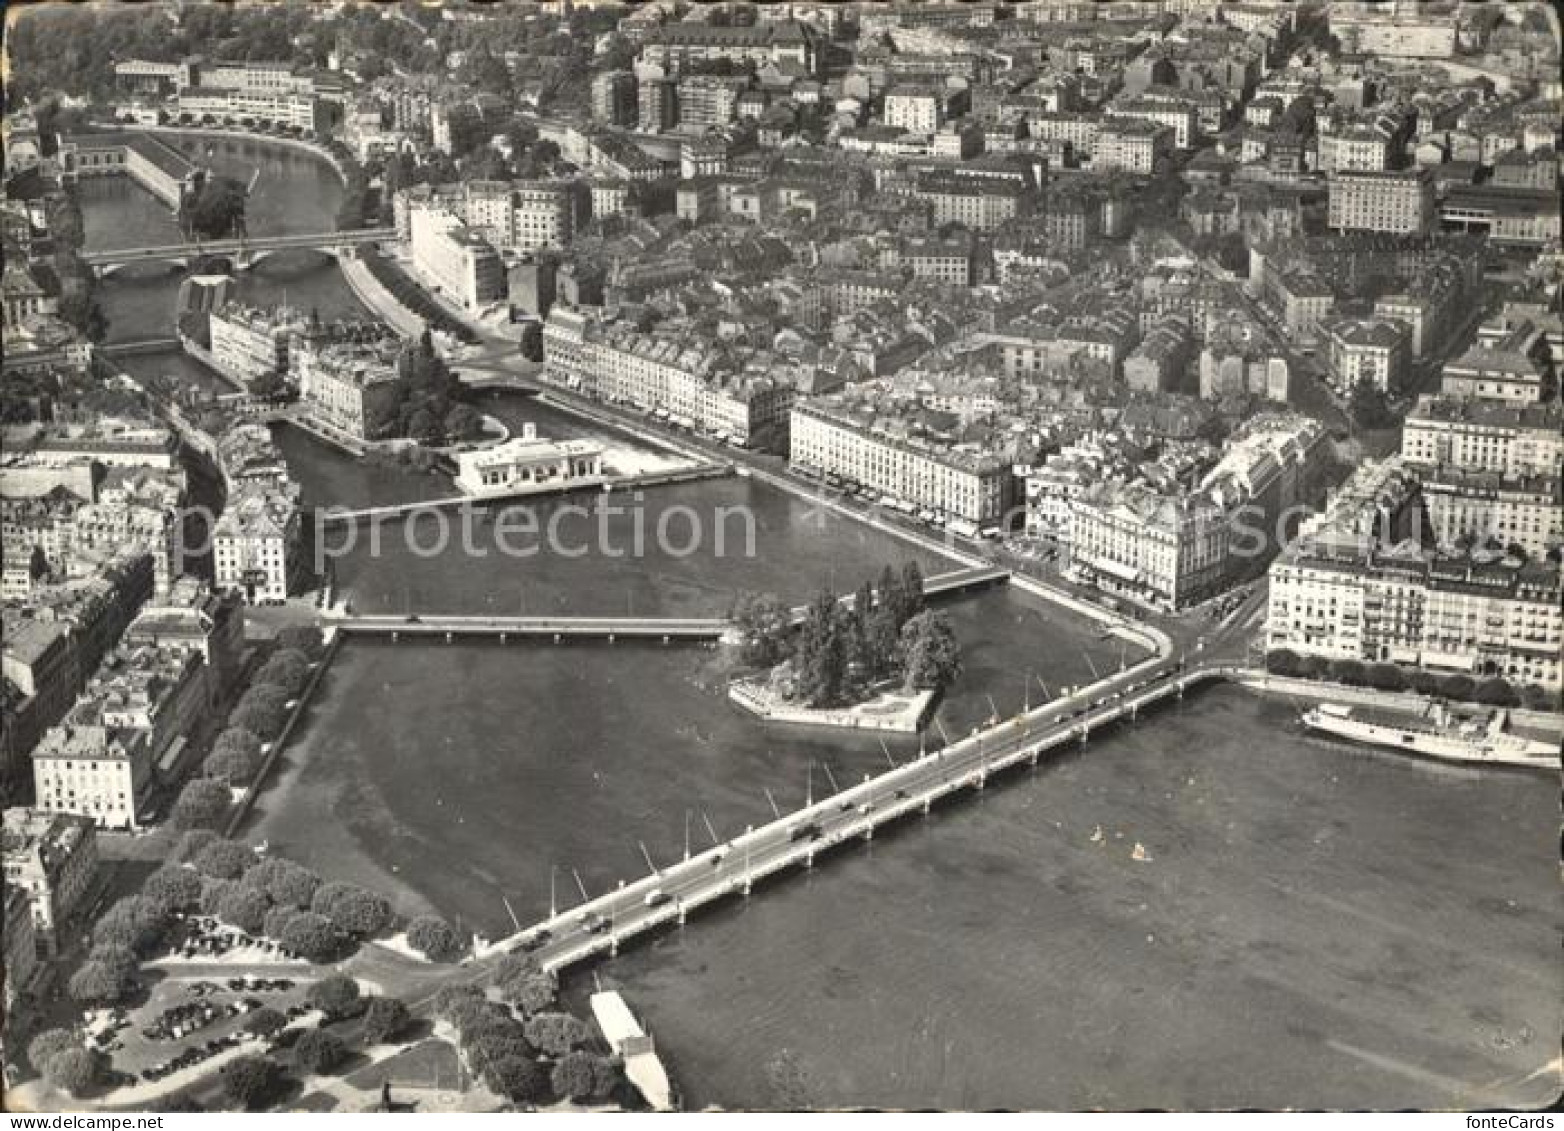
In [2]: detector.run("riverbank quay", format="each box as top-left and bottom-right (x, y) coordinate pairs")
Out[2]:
(223, 629), (345, 837)
(338, 252), (427, 338)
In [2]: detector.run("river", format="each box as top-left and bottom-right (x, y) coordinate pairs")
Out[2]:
(84, 133), (1560, 1112)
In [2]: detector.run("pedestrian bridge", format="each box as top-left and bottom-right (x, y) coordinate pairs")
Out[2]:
(82, 227), (397, 275)
(332, 614), (730, 643)
(328, 568), (1010, 644)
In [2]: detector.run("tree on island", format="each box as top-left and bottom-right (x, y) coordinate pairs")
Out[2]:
(180, 173), (249, 241)
(794, 587), (848, 707)
(899, 611), (963, 695)
(731, 592), (792, 669)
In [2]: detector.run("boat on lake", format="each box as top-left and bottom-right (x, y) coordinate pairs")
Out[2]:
(1301, 700), (1556, 770)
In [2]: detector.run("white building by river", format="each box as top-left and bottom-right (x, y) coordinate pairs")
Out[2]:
(453, 424), (604, 498)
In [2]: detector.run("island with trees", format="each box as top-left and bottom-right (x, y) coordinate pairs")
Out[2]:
(727, 562), (963, 733)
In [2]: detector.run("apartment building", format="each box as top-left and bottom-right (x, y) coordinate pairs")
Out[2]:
(1322, 316), (1410, 392)
(2, 808), (98, 956)
(543, 312), (795, 446)
(294, 338), (405, 443)
(1091, 120), (1172, 174)
(884, 85), (945, 135)
(913, 172), (1033, 232)
(1418, 470), (1562, 559)
(1401, 396), (1564, 478)
(1106, 98), (1196, 149)
(1328, 169), (1435, 235)
(789, 400), (1013, 525)
(1268, 494), (1561, 692)
(592, 70), (638, 126)
(511, 180), (577, 252)
(207, 304), (310, 388)
(213, 484), (299, 606)
(640, 20), (817, 76)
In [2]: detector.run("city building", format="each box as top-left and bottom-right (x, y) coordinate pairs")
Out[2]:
(883, 85), (945, 135)
(453, 424), (605, 497)
(206, 304), (311, 389)
(544, 311), (796, 447)
(213, 485), (299, 606)
(408, 207), (506, 311)
(1092, 120), (1173, 174)
(293, 337), (405, 443)
(125, 579), (246, 709)
(1401, 396), (1564, 479)
(56, 132), (202, 210)
(1268, 461), (1561, 692)
(1070, 416), (1328, 609)
(2, 808), (98, 957)
(1440, 345), (1547, 405)
(1322, 316), (1410, 392)
(592, 70), (638, 127)
(1328, 169), (1435, 236)
(789, 398), (1014, 526)
(176, 86), (326, 133)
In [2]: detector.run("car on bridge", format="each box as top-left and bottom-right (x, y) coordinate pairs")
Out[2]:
(789, 822), (823, 843)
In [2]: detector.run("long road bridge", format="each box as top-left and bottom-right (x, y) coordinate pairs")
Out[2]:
(326, 567), (1011, 643)
(82, 227), (397, 275)
(498, 656), (1236, 975)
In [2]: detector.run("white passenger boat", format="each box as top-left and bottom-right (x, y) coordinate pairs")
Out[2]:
(1301, 701), (1557, 770)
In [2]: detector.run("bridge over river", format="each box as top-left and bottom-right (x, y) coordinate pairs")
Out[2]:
(326, 566), (1011, 642)
(497, 656), (1239, 977)
(82, 227), (396, 274)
